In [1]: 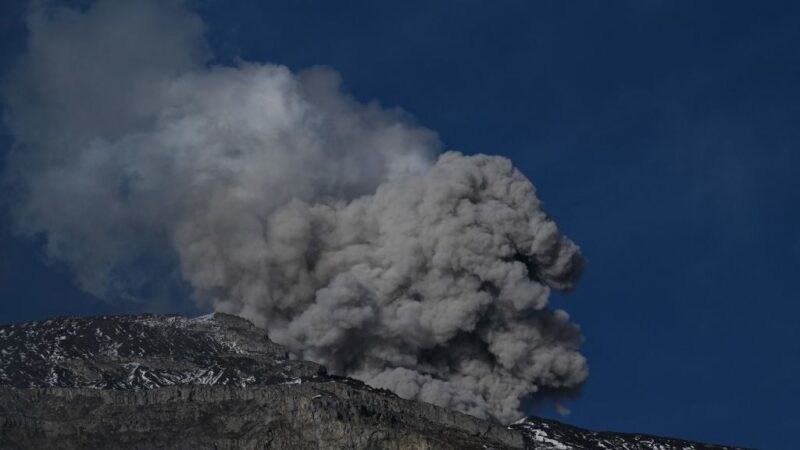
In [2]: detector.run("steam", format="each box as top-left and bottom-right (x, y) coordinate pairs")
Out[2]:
(2, 0), (587, 422)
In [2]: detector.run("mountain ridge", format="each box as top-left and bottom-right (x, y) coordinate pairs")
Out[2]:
(0, 313), (747, 449)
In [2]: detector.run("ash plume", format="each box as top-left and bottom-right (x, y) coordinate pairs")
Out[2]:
(1, 0), (587, 422)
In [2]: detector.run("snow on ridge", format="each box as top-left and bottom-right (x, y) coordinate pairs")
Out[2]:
(0, 313), (297, 391)
(508, 417), (727, 450)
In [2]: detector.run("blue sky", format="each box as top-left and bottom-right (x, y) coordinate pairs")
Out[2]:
(1, 1), (799, 448)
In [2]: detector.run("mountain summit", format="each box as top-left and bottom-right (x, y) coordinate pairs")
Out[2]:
(0, 313), (744, 449)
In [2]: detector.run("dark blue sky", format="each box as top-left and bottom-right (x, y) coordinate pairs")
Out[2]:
(2, 1), (798, 448)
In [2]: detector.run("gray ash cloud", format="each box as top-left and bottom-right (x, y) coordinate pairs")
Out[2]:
(2, 0), (586, 422)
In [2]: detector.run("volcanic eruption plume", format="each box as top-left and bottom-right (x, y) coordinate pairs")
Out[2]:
(2, 0), (587, 422)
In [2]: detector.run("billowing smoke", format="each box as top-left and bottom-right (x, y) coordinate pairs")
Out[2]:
(2, 0), (587, 422)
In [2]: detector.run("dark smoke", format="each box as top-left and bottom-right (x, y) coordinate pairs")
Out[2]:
(2, 0), (587, 422)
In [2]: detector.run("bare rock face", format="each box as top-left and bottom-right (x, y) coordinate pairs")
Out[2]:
(0, 313), (520, 449)
(0, 314), (744, 449)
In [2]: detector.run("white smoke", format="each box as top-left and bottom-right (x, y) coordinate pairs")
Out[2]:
(2, 0), (587, 422)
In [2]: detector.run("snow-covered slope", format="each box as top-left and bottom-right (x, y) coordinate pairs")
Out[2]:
(510, 417), (739, 450)
(0, 313), (321, 390)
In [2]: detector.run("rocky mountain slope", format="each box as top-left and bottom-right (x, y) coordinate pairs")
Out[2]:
(0, 313), (745, 449)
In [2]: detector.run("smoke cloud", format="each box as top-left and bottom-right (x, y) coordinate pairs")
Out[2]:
(2, 0), (587, 422)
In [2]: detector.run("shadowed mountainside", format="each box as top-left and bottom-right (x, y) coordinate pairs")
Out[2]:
(0, 313), (746, 449)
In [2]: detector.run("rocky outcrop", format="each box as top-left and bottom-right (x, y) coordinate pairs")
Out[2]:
(0, 314), (743, 449)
